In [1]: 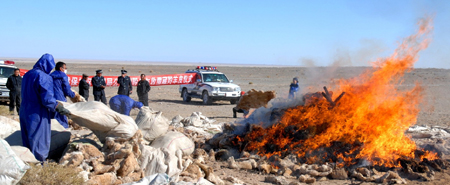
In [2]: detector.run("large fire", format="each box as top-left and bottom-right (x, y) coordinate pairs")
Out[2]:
(239, 18), (437, 167)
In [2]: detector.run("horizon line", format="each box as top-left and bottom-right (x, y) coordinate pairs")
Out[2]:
(1, 56), (449, 69)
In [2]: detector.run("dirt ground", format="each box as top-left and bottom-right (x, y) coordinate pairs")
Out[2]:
(10, 60), (450, 184)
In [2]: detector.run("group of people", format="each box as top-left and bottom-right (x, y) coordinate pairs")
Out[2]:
(19, 54), (72, 161)
(6, 60), (74, 129)
(15, 53), (153, 162)
(77, 69), (151, 105)
(12, 53), (300, 162)
(77, 69), (151, 116)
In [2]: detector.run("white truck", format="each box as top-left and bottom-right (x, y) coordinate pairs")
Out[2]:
(179, 66), (241, 105)
(0, 60), (18, 104)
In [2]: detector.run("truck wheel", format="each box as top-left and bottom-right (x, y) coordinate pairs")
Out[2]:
(230, 99), (237, 104)
(202, 91), (212, 105)
(182, 89), (191, 102)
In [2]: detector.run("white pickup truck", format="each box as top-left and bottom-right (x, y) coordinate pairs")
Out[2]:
(179, 66), (241, 105)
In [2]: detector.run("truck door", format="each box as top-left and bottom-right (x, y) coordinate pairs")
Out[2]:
(192, 73), (202, 95)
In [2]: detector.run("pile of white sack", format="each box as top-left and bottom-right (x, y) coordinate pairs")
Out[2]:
(0, 102), (226, 185)
(407, 125), (450, 139)
(170, 112), (224, 137)
(58, 103), (201, 184)
(407, 125), (450, 156)
(0, 116), (71, 185)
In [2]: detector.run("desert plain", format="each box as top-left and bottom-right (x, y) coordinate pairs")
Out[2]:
(5, 58), (450, 184)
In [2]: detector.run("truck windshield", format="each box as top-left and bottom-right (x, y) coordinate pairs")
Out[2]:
(202, 74), (229, 83)
(0, 67), (15, 78)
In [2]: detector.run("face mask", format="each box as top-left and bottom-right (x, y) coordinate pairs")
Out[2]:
(64, 70), (67, 74)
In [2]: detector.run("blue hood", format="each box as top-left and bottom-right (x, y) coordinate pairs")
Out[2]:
(33, 54), (55, 74)
(134, 101), (143, 109)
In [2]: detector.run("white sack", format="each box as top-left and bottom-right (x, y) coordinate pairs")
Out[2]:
(135, 107), (170, 142)
(0, 139), (29, 185)
(121, 173), (170, 185)
(180, 112), (223, 134)
(181, 112), (215, 127)
(10, 146), (39, 163)
(62, 101), (138, 142)
(407, 125), (450, 139)
(51, 119), (67, 132)
(4, 120), (70, 161)
(139, 145), (184, 179)
(151, 132), (195, 156)
(170, 115), (184, 128)
(0, 116), (20, 139)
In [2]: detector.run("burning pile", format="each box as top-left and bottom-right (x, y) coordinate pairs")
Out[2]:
(241, 17), (436, 166)
(207, 18), (449, 183)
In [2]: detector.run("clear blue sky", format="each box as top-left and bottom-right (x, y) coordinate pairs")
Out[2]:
(1, 0), (449, 68)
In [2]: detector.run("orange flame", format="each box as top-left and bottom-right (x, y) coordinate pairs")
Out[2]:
(243, 17), (435, 167)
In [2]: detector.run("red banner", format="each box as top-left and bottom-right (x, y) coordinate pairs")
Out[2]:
(19, 69), (197, 87)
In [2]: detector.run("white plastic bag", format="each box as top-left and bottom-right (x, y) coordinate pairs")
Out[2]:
(0, 139), (30, 185)
(50, 119), (67, 132)
(3, 120), (70, 161)
(180, 112), (223, 134)
(135, 107), (169, 142)
(181, 112), (215, 127)
(139, 145), (184, 179)
(10, 146), (39, 163)
(122, 173), (170, 185)
(62, 101), (138, 142)
(150, 132), (195, 156)
(0, 116), (20, 139)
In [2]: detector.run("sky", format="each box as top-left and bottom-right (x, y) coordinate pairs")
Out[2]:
(1, 0), (449, 68)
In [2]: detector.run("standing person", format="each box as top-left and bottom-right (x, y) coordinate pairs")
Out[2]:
(20, 53), (71, 161)
(6, 68), (22, 115)
(92, 70), (107, 104)
(289, 77), (299, 99)
(79, 74), (90, 101)
(137, 74), (150, 106)
(109, 95), (143, 116)
(50, 61), (75, 128)
(117, 70), (132, 96)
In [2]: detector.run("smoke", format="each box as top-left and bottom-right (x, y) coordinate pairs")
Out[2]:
(298, 58), (338, 93)
(416, 15), (450, 68)
(300, 58), (316, 67)
(298, 38), (389, 92)
(331, 39), (388, 67)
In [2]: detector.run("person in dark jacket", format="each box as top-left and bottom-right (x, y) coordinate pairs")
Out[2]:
(117, 70), (132, 96)
(20, 53), (71, 161)
(6, 68), (22, 114)
(92, 70), (107, 104)
(79, 74), (90, 101)
(50, 61), (76, 128)
(137, 74), (150, 106)
(289, 77), (300, 99)
(109, 95), (143, 116)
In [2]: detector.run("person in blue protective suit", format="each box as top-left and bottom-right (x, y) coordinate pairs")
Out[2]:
(109, 95), (143, 116)
(288, 77), (300, 99)
(50, 61), (75, 128)
(19, 53), (71, 162)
